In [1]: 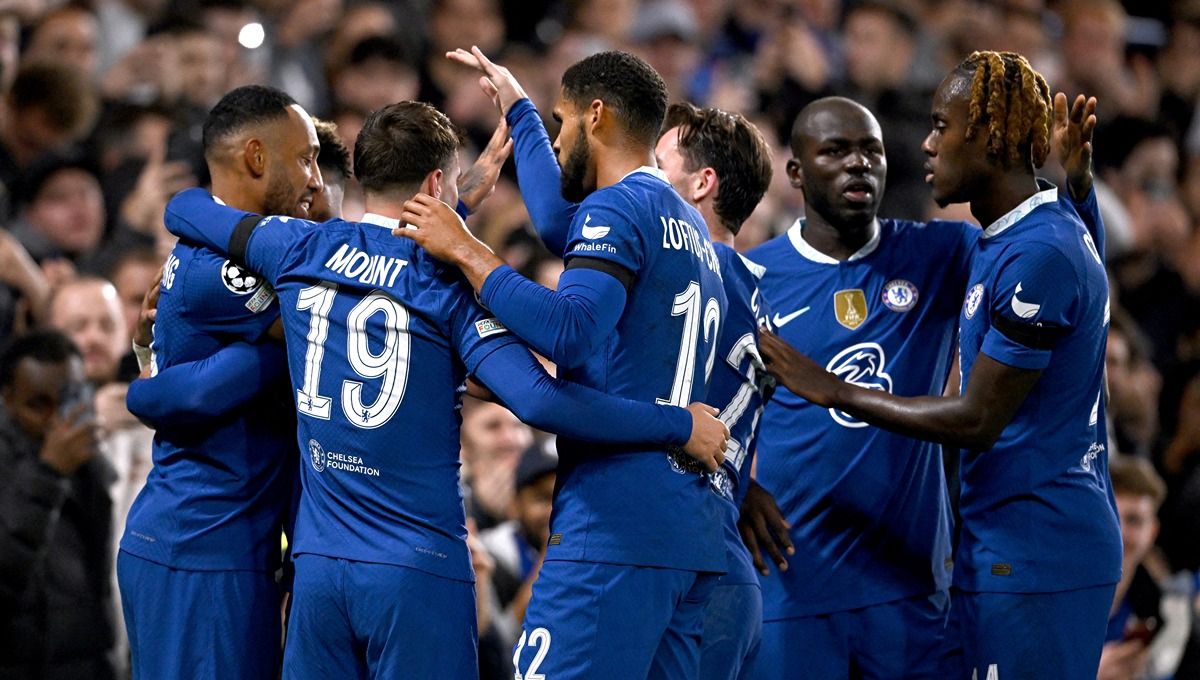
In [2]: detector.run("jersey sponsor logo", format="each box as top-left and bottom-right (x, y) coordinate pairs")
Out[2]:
(163, 253), (180, 290)
(581, 214), (610, 240)
(882, 279), (918, 312)
(833, 289), (868, 330)
(221, 260), (260, 295)
(1010, 282), (1041, 319)
(475, 318), (507, 338)
(772, 306), (810, 328)
(964, 283), (984, 319)
(826, 342), (893, 428)
(309, 439), (326, 472)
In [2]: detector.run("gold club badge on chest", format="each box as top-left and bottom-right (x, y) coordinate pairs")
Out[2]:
(834, 289), (868, 330)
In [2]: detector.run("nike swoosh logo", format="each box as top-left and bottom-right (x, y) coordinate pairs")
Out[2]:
(772, 306), (811, 327)
(1010, 282), (1041, 319)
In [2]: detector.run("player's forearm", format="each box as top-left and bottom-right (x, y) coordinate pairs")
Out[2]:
(476, 343), (691, 446)
(829, 387), (999, 450)
(479, 266), (623, 368)
(127, 342), (288, 426)
(508, 98), (577, 256)
(164, 188), (246, 256)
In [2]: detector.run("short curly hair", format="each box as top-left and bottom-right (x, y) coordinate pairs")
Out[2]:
(561, 51), (668, 147)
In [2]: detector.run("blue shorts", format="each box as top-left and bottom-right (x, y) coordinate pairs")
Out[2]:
(699, 580), (762, 680)
(749, 591), (950, 680)
(117, 550), (281, 680)
(515, 560), (719, 680)
(282, 554), (477, 680)
(945, 585), (1115, 679)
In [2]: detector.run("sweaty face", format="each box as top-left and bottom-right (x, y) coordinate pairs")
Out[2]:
(263, 105), (323, 219)
(922, 74), (989, 208)
(792, 104), (887, 228)
(552, 96), (596, 203)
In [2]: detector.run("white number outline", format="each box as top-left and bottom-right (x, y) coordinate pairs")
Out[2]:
(295, 284), (411, 428)
(659, 281), (722, 407)
(512, 627), (552, 680)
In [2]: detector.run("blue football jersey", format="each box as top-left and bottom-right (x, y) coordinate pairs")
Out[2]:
(955, 185), (1121, 593)
(546, 168), (728, 573)
(206, 211), (522, 583)
(708, 243), (773, 587)
(747, 217), (974, 618)
(121, 241), (295, 571)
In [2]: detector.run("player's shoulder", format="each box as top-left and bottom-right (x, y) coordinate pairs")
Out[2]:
(744, 229), (793, 269)
(584, 168), (676, 218)
(883, 217), (980, 247)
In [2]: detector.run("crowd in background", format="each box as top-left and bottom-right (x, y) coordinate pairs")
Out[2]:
(0, 0), (1197, 678)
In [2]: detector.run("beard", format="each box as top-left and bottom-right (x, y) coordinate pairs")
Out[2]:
(263, 169), (301, 218)
(559, 130), (592, 203)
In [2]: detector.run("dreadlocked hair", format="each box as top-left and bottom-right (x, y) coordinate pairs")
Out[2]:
(956, 51), (1052, 170)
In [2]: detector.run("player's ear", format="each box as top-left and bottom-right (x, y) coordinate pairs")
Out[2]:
(244, 138), (267, 178)
(693, 167), (717, 203)
(423, 168), (444, 200)
(587, 98), (604, 136)
(786, 158), (804, 189)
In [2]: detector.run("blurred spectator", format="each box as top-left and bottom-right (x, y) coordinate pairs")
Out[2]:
(835, 0), (930, 219)
(1106, 312), (1162, 458)
(460, 397), (533, 531)
(1100, 455), (1198, 680)
(23, 3), (100, 78)
(0, 62), (98, 217)
(0, 330), (115, 680)
(47, 277), (128, 388)
(331, 36), (418, 117)
(478, 441), (557, 679)
(1057, 0), (1157, 118)
(12, 155), (106, 269)
(107, 248), (160, 353)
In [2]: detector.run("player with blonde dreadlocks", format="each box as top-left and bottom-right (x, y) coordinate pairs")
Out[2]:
(755, 50), (1121, 679)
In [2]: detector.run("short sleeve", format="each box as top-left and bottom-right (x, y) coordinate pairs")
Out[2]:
(563, 190), (645, 275)
(446, 283), (521, 374)
(979, 244), (1079, 370)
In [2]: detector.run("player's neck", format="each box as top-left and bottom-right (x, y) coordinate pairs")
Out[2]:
(209, 174), (264, 214)
(594, 146), (657, 190)
(697, 202), (735, 248)
(803, 209), (876, 261)
(968, 173), (1041, 229)
(361, 196), (407, 222)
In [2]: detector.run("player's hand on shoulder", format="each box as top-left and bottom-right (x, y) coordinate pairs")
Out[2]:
(395, 194), (485, 264)
(446, 46), (530, 115)
(738, 478), (794, 575)
(758, 327), (840, 406)
(682, 402), (728, 473)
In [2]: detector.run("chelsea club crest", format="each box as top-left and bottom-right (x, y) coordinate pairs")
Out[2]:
(964, 283), (985, 319)
(881, 279), (918, 312)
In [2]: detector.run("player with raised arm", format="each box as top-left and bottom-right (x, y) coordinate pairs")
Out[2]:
(117, 85), (321, 680)
(758, 52), (1120, 679)
(161, 100), (729, 679)
(396, 50), (730, 679)
(653, 102), (776, 680)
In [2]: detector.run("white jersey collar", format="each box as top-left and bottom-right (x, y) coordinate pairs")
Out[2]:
(622, 165), (670, 183)
(982, 184), (1057, 239)
(786, 217), (881, 264)
(360, 212), (402, 230)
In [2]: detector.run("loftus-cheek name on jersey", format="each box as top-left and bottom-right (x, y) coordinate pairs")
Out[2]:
(660, 216), (722, 277)
(324, 244), (408, 287)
